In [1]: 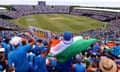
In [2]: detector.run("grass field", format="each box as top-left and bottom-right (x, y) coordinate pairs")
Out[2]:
(13, 14), (105, 33)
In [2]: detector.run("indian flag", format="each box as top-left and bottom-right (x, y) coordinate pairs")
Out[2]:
(50, 36), (97, 63)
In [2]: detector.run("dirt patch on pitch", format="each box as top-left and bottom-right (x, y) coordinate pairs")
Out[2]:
(50, 17), (64, 20)
(26, 18), (35, 21)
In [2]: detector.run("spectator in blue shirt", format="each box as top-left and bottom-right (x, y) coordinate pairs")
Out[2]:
(32, 39), (44, 55)
(27, 50), (35, 72)
(1, 38), (11, 58)
(72, 58), (86, 72)
(0, 48), (7, 71)
(34, 38), (51, 72)
(92, 43), (100, 51)
(8, 32), (35, 72)
(56, 32), (73, 72)
(112, 44), (120, 58)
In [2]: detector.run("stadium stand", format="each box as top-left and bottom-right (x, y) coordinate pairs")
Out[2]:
(2, 2), (69, 19)
(108, 19), (120, 29)
(2, 11), (22, 18)
(71, 7), (120, 21)
(0, 19), (16, 28)
(91, 15), (109, 21)
(0, 7), (8, 14)
(34, 5), (69, 14)
(12, 5), (34, 15)
(0, 1), (120, 72)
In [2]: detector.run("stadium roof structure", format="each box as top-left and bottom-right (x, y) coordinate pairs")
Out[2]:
(0, 7), (6, 10)
(74, 7), (120, 13)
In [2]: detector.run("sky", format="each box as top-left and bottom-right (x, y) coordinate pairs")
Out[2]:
(0, 0), (120, 7)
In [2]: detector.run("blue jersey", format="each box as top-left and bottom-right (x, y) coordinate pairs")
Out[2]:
(28, 53), (35, 62)
(34, 55), (47, 72)
(113, 46), (120, 57)
(92, 44), (100, 51)
(1, 42), (10, 56)
(56, 58), (72, 72)
(74, 64), (86, 72)
(8, 44), (32, 72)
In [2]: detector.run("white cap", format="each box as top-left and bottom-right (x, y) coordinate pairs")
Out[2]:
(0, 48), (5, 52)
(10, 36), (22, 46)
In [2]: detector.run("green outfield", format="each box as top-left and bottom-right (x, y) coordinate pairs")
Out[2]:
(13, 14), (105, 33)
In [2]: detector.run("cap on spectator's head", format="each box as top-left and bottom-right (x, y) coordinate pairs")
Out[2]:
(76, 57), (82, 63)
(63, 32), (72, 41)
(0, 48), (5, 52)
(42, 48), (47, 53)
(75, 54), (82, 63)
(37, 39), (42, 43)
(33, 46), (47, 55)
(9, 36), (21, 46)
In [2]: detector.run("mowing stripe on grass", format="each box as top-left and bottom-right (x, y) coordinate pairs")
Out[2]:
(57, 14), (91, 32)
(37, 14), (62, 32)
(42, 14), (74, 32)
(13, 14), (104, 33)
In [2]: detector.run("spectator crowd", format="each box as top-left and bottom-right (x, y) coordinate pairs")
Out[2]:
(0, 28), (119, 72)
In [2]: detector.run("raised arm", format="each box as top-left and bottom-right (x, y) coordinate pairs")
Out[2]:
(24, 32), (35, 46)
(42, 38), (52, 58)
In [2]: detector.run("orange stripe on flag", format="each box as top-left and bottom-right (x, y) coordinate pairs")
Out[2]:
(51, 39), (61, 48)
(106, 42), (116, 48)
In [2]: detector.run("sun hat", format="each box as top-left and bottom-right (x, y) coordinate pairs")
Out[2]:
(9, 36), (22, 46)
(99, 57), (117, 72)
(63, 32), (72, 41)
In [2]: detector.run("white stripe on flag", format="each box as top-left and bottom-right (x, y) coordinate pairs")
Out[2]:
(50, 36), (83, 56)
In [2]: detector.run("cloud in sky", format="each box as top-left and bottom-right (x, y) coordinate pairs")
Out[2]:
(0, 0), (120, 7)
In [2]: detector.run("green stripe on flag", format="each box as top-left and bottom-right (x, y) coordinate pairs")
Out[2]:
(56, 38), (97, 63)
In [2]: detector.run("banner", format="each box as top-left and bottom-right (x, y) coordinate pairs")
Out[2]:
(29, 26), (52, 39)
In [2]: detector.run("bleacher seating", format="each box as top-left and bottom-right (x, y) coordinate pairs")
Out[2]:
(0, 19), (19, 29)
(91, 15), (109, 21)
(108, 19), (120, 29)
